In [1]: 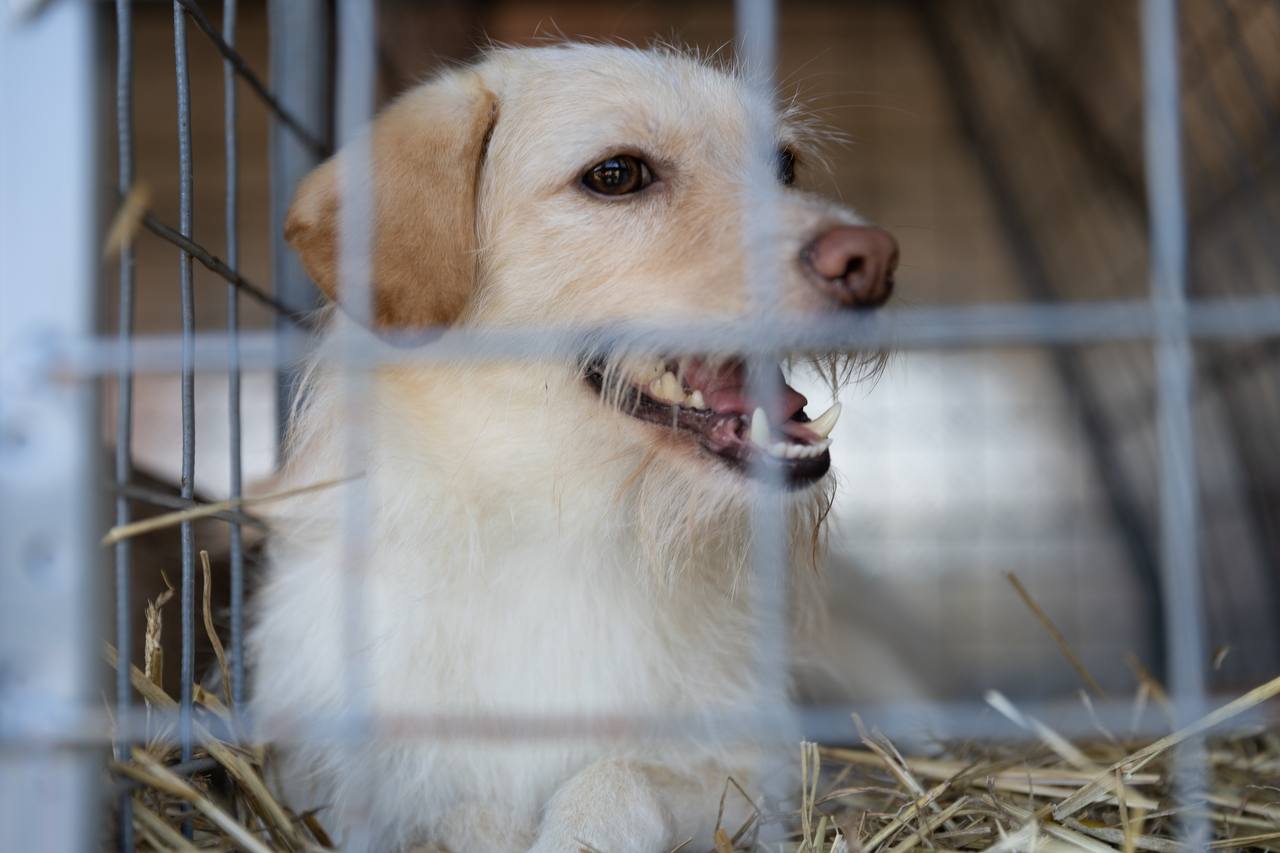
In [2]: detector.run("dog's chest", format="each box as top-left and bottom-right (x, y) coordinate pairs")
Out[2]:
(363, 530), (757, 716)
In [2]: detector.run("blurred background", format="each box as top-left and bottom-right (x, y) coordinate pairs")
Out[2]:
(103, 0), (1280, 703)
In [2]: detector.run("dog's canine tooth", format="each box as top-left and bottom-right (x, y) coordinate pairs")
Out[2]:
(807, 402), (843, 439)
(750, 408), (770, 448)
(688, 390), (706, 409)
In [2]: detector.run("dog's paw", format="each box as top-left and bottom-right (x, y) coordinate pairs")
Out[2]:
(528, 760), (675, 853)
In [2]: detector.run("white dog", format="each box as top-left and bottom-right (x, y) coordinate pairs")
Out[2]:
(249, 42), (898, 852)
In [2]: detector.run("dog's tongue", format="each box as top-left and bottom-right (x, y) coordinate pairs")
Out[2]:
(682, 359), (807, 422)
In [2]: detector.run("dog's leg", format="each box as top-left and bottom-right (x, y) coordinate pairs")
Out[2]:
(528, 759), (752, 853)
(528, 760), (674, 853)
(431, 801), (536, 852)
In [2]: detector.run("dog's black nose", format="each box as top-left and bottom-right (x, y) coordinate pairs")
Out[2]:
(802, 225), (898, 309)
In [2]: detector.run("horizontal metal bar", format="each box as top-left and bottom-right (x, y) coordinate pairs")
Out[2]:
(172, 0), (328, 158)
(5, 696), (1272, 749)
(38, 296), (1280, 380)
(141, 214), (311, 325)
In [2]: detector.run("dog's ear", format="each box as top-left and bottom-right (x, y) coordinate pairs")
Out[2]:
(285, 71), (498, 329)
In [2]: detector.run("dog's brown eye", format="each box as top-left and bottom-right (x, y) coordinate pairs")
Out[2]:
(583, 155), (654, 196)
(776, 148), (797, 186)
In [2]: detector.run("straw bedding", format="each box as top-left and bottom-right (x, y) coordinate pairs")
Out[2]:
(103, 556), (1280, 852)
(100, 499), (1280, 851)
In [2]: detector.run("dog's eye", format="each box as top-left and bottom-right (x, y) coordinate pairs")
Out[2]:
(583, 155), (654, 196)
(776, 148), (797, 186)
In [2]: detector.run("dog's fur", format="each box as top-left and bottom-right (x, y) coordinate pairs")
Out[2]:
(250, 43), (884, 852)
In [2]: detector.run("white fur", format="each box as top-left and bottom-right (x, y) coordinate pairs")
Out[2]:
(251, 43), (876, 852)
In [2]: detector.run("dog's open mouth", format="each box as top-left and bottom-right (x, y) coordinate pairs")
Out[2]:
(583, 356), (840, 486)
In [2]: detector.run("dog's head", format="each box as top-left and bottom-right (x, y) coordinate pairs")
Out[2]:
(287, 44), (896, 492)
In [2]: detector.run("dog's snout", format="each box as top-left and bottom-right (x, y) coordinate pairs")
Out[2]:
(802, 225), (898, 309)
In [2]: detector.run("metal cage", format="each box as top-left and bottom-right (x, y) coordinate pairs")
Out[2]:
(2, 0), (1279, 850)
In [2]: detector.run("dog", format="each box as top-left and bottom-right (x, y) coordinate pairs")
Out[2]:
(248, 42), (898, 852)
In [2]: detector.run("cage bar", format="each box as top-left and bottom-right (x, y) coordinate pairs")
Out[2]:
(4, 1), (1279, 848)
(269, 0), (330, 453)
(113, 0), (137, 848)
(10, 693), (1275, 753)
(0, 4), (102, 851)
(736, 0), (800, 837)
(1142, 0), (1209, 848)
(223, 0), (246, 710)
(332, 2), (379, 846)
(170, 4), (198, 837)
(50, 295), (1280, 382)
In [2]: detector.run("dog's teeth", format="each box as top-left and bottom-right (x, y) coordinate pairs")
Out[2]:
(769, 441), (790, 458)
(786, 439), (833, 460)
(688, 390), (706, 409)
(807, 402), (843, 439)
(750, 408), (771, 448)
(659, 371), (683, 403)
(650, 372), (684, 404)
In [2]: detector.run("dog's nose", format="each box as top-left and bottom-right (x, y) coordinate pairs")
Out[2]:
(802, 225), (898, 309)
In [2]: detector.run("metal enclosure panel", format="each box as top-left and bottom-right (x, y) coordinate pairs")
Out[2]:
(0, 2), (103, 851)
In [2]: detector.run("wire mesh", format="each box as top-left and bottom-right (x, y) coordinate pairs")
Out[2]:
(3, 0), (1280, 850)
(171, 0), (197, 789)
(223, 0), (245, 712)
(113, 1), (137, 847)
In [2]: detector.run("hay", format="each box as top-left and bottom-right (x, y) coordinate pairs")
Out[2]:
(105, 657), (1280, 851)
(104, 559), (1280, 850)
(796, 684), (1280, 853)
(100, 474), (361, 546)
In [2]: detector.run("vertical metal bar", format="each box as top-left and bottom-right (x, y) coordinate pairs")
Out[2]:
(1142, 1), (1208, 849)
(334, 1), (376, 846)
(223, 0), (245, 710)
(269, 0), (330, 455)
(335, 0), (376, 688)
(114, 0), (137, 848)
(0, 3), (101, 851)
(736, 0), (795, 837)
(172, 2), (197, 832)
